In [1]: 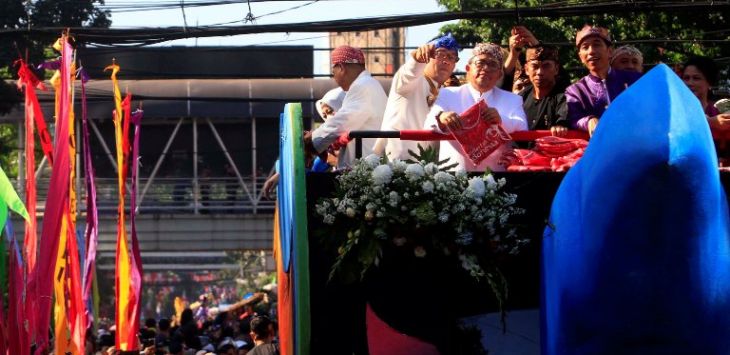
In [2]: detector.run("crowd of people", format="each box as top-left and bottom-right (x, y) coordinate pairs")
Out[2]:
(281, 23), (728, 184)
(90, 289), (276, 355)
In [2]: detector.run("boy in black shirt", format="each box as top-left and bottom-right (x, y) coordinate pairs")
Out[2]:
(518, 46), (569, 135)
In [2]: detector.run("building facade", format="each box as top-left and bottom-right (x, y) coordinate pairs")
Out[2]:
(329, 28), (406, 76)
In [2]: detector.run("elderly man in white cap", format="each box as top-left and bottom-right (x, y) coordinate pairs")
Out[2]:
(610, 44), (644, 73)
(423, 43), (527, 171)
(304, 45), (387, 168)
(377, 33), (460, 160)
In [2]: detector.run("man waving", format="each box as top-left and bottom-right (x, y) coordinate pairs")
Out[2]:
(378, 34), (460, 160)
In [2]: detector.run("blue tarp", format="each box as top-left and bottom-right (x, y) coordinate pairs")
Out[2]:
(542, 64), (730, 354)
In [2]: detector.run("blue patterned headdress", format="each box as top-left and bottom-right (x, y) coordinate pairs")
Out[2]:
(430, 33), (460, 52)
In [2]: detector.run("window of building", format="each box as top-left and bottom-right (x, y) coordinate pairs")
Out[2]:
(374, 56), (380, 63)
(355, 31), (360, 36)
(373, 30), (380, 37)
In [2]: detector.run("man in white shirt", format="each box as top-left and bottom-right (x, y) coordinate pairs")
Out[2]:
(305, 45), (388, 168)
(378, 34), (460, 160)
(424, 43), (527, 171)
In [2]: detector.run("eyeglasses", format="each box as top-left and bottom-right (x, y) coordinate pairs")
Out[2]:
(470, 59), (501, 72)
(434, 51), (459, 63)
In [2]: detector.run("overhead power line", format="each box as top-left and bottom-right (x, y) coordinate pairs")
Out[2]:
(1, 1), (728, 47)
(95, 0), (342, 13)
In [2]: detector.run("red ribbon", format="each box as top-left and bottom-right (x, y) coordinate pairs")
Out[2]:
(15, 60), (54, 164)
(34, 36), (72, 355)
(14, 59), (42, 350)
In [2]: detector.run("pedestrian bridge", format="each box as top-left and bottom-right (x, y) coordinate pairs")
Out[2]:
(11, 176), (275, 252)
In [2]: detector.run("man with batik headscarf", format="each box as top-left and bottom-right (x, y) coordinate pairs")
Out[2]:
(566, 25), (641, 136)
(424, 43), (528, 171)
(377, 33), (460, 160)
(519, 46), (569, 135)
(305, 45), (387, 168)
(610, 45), (644, 73)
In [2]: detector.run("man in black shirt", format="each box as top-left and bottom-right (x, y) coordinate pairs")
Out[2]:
(248, 316), (279, 355)
(519, 46), (569, 136)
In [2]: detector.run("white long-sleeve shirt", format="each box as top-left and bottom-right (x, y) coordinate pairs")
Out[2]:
(312, 70), (387, 168)
(424, 84), (527, 172)
(378, 58), (438, 160)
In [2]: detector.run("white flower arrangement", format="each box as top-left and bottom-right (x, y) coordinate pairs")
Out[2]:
(316, 153), (526, 289)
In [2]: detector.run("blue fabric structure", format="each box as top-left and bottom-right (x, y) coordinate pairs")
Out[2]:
(278, 111), (294, 273)
(542, 64), (730, 354)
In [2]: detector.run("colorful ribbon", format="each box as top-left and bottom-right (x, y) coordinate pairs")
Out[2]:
(107, 59), (141, 351)
(64, 55), (86, 355)
(129, 109), (144, 350)
(15, 59), (41, 350)
(81, 68), (100, 329)
(0, 162), (30, 355)
(34, 35), (72, 355)
(5, 221), (28, 355)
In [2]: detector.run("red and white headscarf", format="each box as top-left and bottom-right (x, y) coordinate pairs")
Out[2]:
(331, 45), (365, 65)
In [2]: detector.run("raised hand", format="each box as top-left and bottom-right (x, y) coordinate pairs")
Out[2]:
(412, 44), (436, 63)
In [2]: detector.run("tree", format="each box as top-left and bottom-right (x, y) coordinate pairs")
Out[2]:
(436, 0), (729, 81)
(1, 0), (110, 76)
(0, 0), (110, 175)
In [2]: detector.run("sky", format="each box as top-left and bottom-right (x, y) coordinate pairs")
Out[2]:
(108, 0), (467, 74)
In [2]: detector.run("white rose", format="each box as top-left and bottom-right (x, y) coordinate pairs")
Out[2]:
(405, 163), (425, 180)
(372, 164), (393, 185)
(363, 154), (381, 168)
(392, 160), (407, 173)
(468, 177), (486, 198)
(388, 191), (400, 206)
(323, 214), (335, 224)
(422, 181), (435, 193)
(455, 167), (467, 178)
(434, 171), (454, 184)
(424, 162), (438, 175)
(346, 207), (356, 218)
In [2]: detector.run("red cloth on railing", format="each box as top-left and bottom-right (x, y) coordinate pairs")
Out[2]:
(397, 129), (589, 142)
(505, 136), (589, 172)
(331, 132), (351, 150)
(511, 130), (590, 141)
(535, 136), (589, 157)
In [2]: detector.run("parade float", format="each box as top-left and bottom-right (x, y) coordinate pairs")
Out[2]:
(275, 64), (730, 355)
